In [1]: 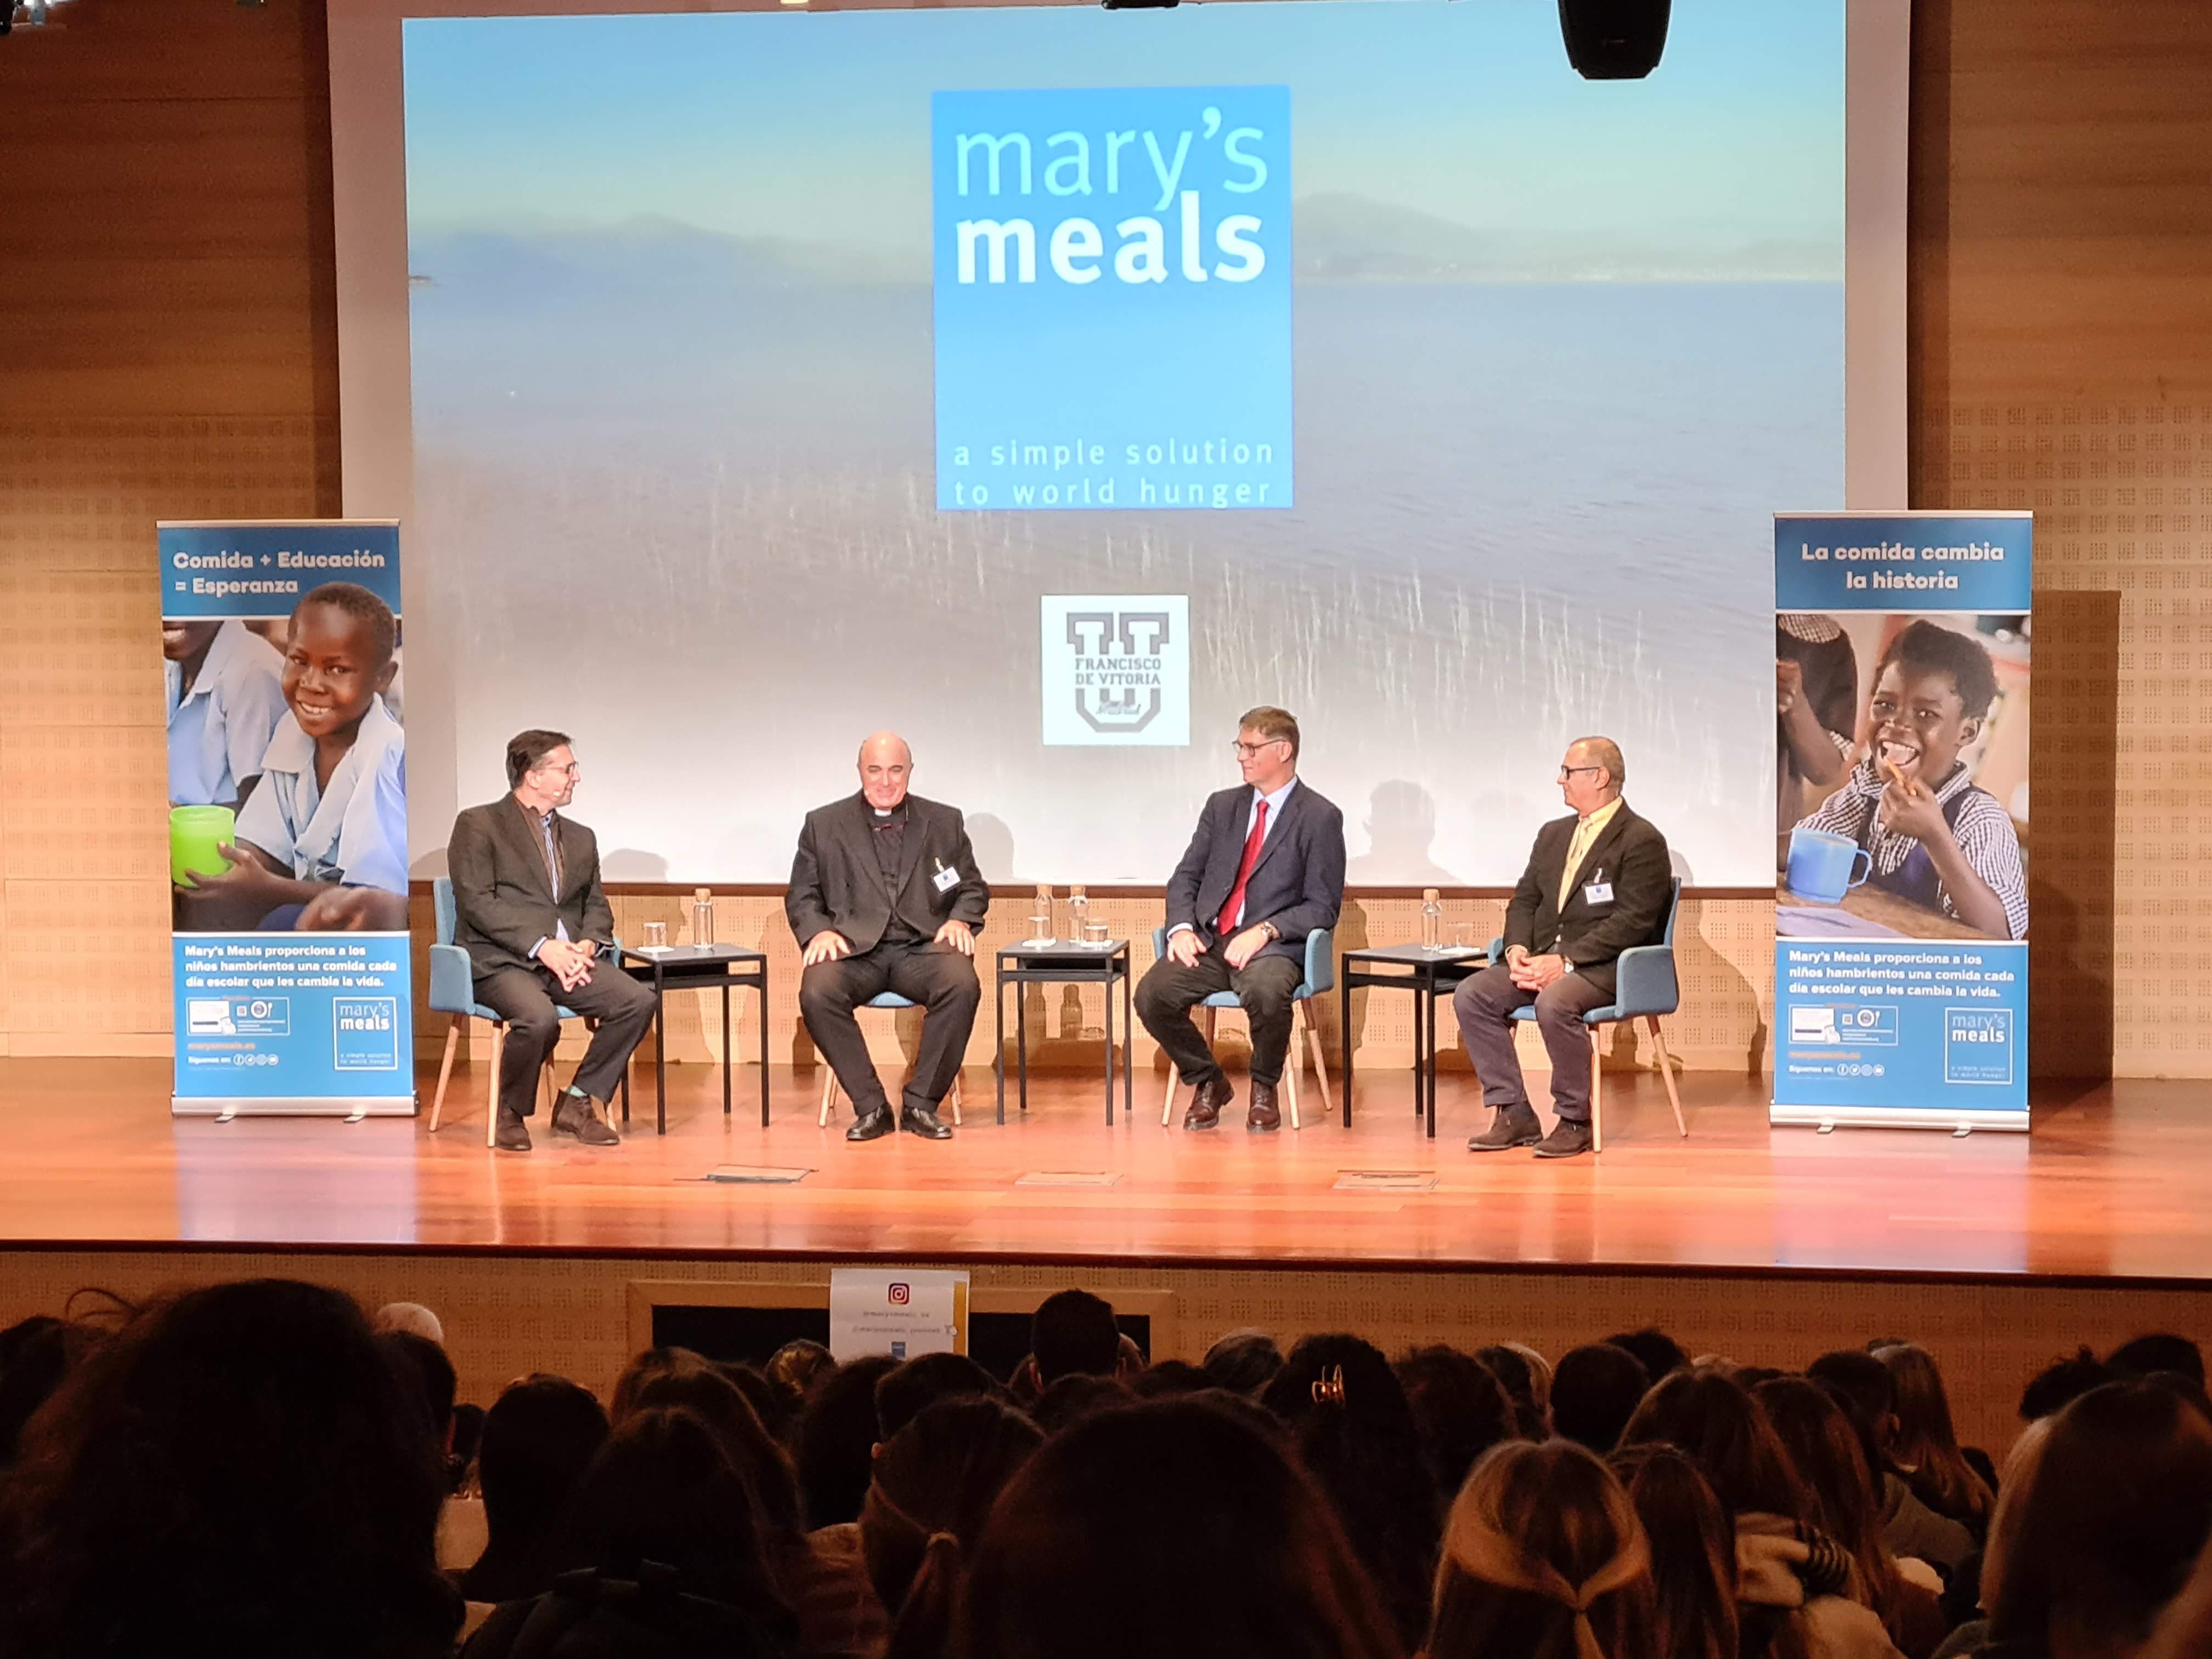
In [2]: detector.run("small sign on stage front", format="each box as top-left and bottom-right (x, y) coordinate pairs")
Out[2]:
(828, 1268), (970, 1362)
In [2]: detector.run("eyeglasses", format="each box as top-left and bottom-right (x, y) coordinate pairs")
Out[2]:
(537, 761), (582, 778)
(1232, 738), (1289, 759)
(1557, 765), (1603, 781)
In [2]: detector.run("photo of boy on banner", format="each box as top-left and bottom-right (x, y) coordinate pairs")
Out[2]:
(171, 582), (408, 934)
(1779, 613), (2028, 943)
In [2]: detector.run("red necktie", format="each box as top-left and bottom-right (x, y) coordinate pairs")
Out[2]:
(1215, 799), (1269, 935)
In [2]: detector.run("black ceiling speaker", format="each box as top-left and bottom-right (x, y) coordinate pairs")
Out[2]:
(1558, 0), (1671, 80)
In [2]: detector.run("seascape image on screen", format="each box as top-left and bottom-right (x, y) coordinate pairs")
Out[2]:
(401, 0), (1844, 884)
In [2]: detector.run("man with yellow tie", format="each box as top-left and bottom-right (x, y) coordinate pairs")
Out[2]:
(1452, 737), (1672, 1159)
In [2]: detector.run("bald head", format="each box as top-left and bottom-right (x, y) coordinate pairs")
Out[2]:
(1559, 736), (1625, 816)
(857, 731), (913, 811)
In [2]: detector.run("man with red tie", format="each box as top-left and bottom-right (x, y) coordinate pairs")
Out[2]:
(1136, 707), (1346, 1131)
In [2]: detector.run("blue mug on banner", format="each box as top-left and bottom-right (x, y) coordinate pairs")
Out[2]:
(1788, 827), (1872, 904)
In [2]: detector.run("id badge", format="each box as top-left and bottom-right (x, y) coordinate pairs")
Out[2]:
(932, 864), (961, 894)
(1583, 882), (1614, 906)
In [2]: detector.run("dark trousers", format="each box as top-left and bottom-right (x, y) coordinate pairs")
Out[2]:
(1136, 950), (1301, 1086)
(1451, 962), (1612, 1124)
(798, 940), (981, 1116)
(473, 959), (657, 1120)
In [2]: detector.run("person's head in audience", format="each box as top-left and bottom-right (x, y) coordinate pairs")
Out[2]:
(717, 1360), (792, 1445)
(797, 1353), (899, 1529)
(1807, 1348), (1900, 1470)
(1502, 1342), (1554, 1426)
(1551, 1343), (1652, 1458)
(0, 1278), (459, 1659)
(1620, 1365), (1810, 1526)
(1609, 1444), (1739, 1659)
(1030, 1372), (1131, 1434)
(0, 1316), (79, 1468)
(1475, 1344), (1550, 1441)
(956, 1397), (1400, 1659)
(1395, 1344), (1519, 1501)
(383, 1330), (458, 1460)
(1754, 1375), (1912, 1646)
(1428, 1438), (1653, 1659)
(619, 1351), (804, 1553)
(2022, 1345), (2117, 1423)
(558, 1406), (797, 1640)
(1028, 1290), (1121, 1387)
(1980, 1413), (2057, 1617)
(2111, 1334), (2207, 1388)
(764, 1339), (837, 1430)
(1265, 1334), (1442, 1654)
(861, 1397), (1043, 1658)
(372, 1302), (445, 1344)
(1606, 1328), (1690, 1386)
(1989, 1381), (2212, 1658)
(463, 1374), (611, 1605)
(1202, 1328), (1284, 1397)
(876, 1350), (1000, 1438)
(1872, 1341), (1994, 1528)
(1130, 1359), (1212, 1398)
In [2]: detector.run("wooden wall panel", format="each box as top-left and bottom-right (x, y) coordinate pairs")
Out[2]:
(2, 0), (2209, 1083)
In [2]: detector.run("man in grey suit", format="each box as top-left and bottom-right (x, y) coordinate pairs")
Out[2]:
(788, 731), (990, 1143)
(1135, 706), (1345, 1131)
(448, 729), (654, 1152)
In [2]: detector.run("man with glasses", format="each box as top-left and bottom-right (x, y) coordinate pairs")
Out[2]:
(1135, 706), (1345, 1131)
(1452, 736), (1672, 1159)
(448, 729), (654, 1152)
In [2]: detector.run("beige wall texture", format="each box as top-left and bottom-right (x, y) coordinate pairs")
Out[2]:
(3, 0), (2209, 1076)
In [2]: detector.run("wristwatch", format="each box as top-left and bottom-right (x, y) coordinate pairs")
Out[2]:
(1259, 922), (1280, 941)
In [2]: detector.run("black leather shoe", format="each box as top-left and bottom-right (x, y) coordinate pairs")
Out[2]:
(1246, 1080), (1282, 1132)
(493, 1108), (532, 1153)
(1468, 1103), (1542, 1152)
(901, 1104), (955, 1141)
(1533, 1118), (1594, 1159)
(847, 1107), (895, 1142)
(1183, 1074), (1232, 1130)
(551, 1092), (620, 1146)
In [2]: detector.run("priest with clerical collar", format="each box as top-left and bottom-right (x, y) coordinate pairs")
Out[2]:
(786, 731), (990, 1143)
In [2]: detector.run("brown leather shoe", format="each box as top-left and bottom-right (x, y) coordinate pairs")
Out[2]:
(1246, 1081), (1282, 1132)
(551, 1091), (619, 1147)
(1182, 1074), (1233, 1130)
(493, 1107), (532, 1153)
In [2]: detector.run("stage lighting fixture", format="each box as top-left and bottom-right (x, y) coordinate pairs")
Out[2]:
(1558, 0), (1670, 80)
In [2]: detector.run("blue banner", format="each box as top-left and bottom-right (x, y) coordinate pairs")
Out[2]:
(932, 84), (1294, 511)
(1773, 512), (2030, 1129)
(159, 521), (415, 1115)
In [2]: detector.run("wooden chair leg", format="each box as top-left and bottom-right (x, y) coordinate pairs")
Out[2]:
(1647, 1015), (1688, 1137)
(819, 1066), (838, 1128)
(485, 1022), (506, 1149)
(1283, 1003), (1306, 1130)
(949, 1074), (963, 1126)
(1588, 1028), (1605, 1154)
(430, 1015), (462, 1132)
(1304, 1001), (1331, 1102)
(1161, 1061), (1179, 1126)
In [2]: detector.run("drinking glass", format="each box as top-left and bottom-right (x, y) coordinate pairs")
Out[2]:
(1026, 912), (1053, 945)
(642, 921), (669, 951)
(1452, 922), (1476, 953)
(1084, 921), (1110, 948)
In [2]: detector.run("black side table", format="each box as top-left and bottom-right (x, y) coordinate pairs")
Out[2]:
(617, 945), (770, 1135)
(993, 941), (1135, 1125)
(1338, 945), (1487, 1138)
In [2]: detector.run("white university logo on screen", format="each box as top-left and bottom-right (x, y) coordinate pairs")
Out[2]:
(1040, 595), (1190, 747)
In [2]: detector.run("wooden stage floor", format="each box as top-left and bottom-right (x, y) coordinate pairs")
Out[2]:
(0, 1058), (2199, 1283)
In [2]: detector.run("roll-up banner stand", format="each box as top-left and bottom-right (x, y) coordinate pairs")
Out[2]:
(159, 521), (415, 1117)
(1774, 511), (2031, 1132)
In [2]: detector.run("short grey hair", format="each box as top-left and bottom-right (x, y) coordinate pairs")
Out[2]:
(1571, 736), (1626, 792)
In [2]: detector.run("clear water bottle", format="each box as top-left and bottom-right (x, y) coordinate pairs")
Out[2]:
(692, 888), (715, 948)
(1420, 887), (1443, 953)
(1067, 884), (1090, 946)
(1030, 883), (1054, 945)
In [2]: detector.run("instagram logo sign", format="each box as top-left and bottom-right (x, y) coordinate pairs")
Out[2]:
(888, 1283), (912, 1306)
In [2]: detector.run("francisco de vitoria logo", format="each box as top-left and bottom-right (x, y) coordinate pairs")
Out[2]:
(932, 86), (1293, 512)
(1040, 596), (1191, 747)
